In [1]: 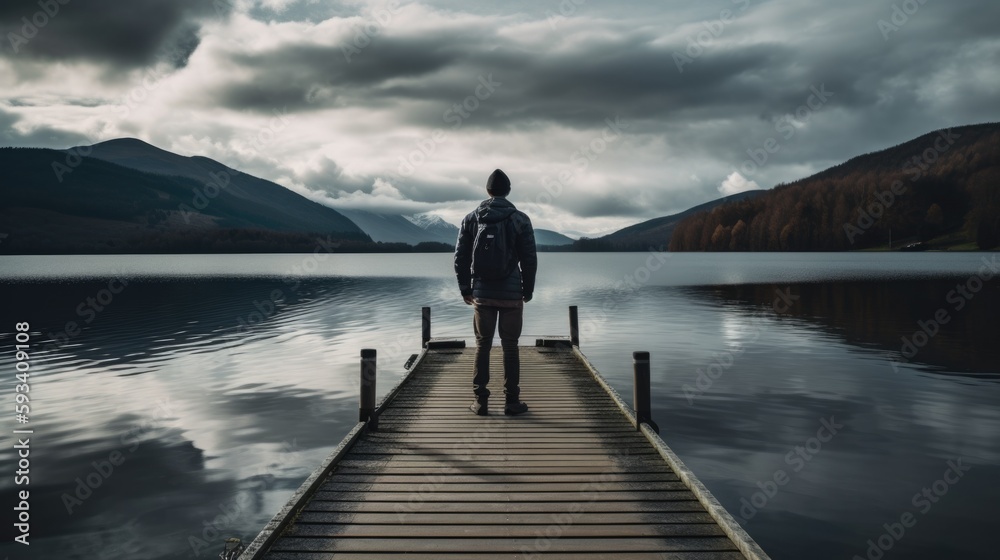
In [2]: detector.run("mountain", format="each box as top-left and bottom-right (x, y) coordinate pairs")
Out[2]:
(81, 138), (362, 235)
(669, 123), (1000, 251)
(340, 209), (575, 249)
(405, 213), (463, 245)
(535, 229), (575, 246)
(0, 140), (373, 254)
(338, 209), (459, 245)
(574, 191), (765, 251)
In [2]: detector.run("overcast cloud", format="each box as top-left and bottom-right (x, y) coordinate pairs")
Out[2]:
(2, 0), (998, 236)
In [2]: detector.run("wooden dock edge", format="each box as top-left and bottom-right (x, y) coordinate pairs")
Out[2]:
(370, 346), (433, 425)
(571, 347), (771, 560)
(238, 346), (434, 560)
(641, 423), (771, 560)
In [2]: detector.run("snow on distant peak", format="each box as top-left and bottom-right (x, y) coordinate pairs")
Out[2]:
(406, 213), (450, 230)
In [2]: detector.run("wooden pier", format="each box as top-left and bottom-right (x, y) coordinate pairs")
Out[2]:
(238, 307), (769, 560)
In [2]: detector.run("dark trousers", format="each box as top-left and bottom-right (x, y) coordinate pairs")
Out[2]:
(472, 305), (523, 402)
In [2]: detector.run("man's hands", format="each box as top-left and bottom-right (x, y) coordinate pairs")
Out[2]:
(463, 295), (475, 305)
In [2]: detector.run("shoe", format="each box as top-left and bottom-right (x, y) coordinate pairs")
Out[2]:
(504, 401), (529, 416)
(469, 400), (488, 416)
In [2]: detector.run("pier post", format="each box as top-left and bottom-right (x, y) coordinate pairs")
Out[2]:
(360, 349), (378, 430)
(422, 307), (431, 348)
(633, 351), (659, 433)
(569, 306), (580, 347)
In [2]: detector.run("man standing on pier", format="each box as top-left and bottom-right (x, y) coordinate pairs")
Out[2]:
(455, 168), (538, 416)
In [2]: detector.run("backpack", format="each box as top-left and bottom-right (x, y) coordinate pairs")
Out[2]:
(471, 217), (514, 280)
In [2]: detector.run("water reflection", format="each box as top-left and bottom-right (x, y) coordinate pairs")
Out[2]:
(684, 279), (1000, 376)
(640, 278), (999, 560)
(0, 255), (997, 560)
(0, 277), (458, 560)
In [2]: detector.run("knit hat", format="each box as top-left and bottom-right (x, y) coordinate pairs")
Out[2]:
(486, 169), (511, 197)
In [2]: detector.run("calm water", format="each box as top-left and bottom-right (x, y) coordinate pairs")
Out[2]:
(0, 252), (998, 559)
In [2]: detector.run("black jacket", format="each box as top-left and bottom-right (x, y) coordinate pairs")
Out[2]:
(454, 197), (537, 300)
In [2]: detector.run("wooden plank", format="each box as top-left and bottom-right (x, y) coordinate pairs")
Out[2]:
(365, 433), (650, 442)
(248, 346), (765, 560)
(295, 511), (717, 525)
(350, 442), (656, 451)
(339, 452), (658, 461)
(333, 465), (676, 475)
(310, 491), (698, 502)
(269, 536), (739, 553)
(303, 500), (712, 514)
(325, 473), (680, 483)
(264, 552), (748, 560)
(285, 523), (727, 538)
(318, 481), (688, 492)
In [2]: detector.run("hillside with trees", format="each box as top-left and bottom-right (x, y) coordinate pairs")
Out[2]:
(0, 146), (375, 254)
(669, 123), (1000, 251)
(569, 191), (764, 251)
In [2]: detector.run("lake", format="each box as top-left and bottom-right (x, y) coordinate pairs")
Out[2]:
(0, 252), (998, 559)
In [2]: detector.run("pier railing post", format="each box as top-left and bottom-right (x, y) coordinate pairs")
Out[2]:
(422, 306), (431, 348)
(569, 305), (580, 347)
(360, 349), (378, 430)
(633, 351), (659, 434)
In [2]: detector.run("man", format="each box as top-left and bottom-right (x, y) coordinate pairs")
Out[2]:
(454, 169), (538, 416)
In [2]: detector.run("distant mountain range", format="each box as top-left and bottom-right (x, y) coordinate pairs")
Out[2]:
(5, 125), (994, 255)
(339, 209), (459, 245)
(336, 208), (575, 248)
(0, 138), (582, 254)
(84, 138), (366, 236)
(0, 138), (374, 254)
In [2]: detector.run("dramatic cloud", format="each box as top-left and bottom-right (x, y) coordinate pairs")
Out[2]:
(1, 0), (228, 68)
(719, 172), (761, 197)
(2, 0), (999, 235)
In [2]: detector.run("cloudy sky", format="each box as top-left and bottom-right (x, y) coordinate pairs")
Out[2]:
(2, 0), (999, 236)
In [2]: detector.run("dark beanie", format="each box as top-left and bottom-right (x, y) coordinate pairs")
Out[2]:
(486, 169), (511, 197)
